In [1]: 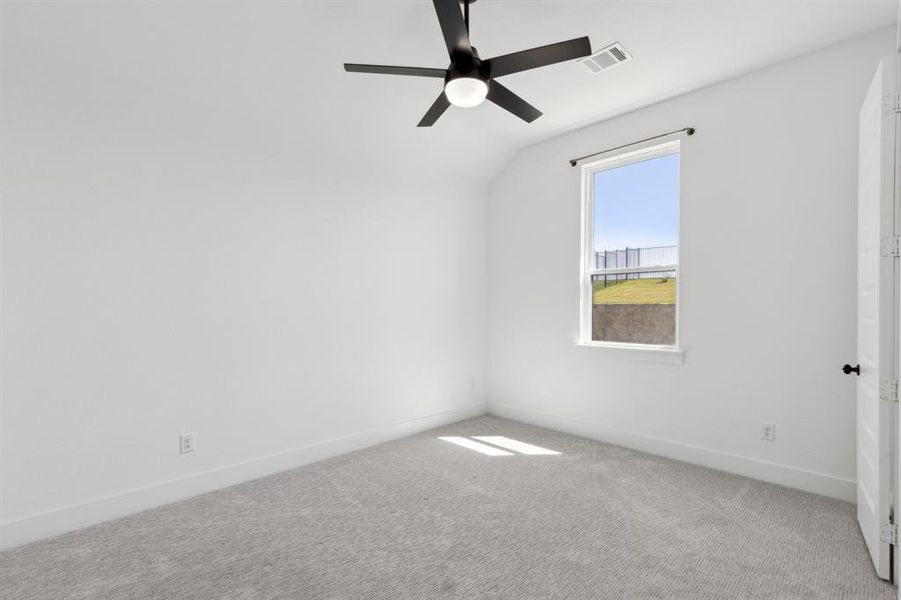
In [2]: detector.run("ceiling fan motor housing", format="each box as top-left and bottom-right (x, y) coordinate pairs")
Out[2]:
(446, 47), (490, 86)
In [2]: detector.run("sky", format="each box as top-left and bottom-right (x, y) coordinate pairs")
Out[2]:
(593, 153), (679, 251)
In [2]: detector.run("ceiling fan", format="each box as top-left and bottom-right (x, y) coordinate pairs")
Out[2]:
(343, 0), (591, 127)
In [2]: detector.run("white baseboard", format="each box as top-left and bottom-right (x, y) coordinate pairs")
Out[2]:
(490, 403), (856, 503)
(0, 403), (487, 551)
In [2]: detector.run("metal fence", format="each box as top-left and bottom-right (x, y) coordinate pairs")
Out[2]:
(592, 245), (677, 288)
(592, 269), (676, 288)
(593, 245), (678, 270)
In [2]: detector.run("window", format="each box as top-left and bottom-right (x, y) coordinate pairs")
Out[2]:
(580, 141), (680, 348)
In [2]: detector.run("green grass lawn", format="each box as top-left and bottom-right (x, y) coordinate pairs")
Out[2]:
(593, 278), (676, 305)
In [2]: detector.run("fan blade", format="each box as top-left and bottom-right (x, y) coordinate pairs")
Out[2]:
(432, 0), (472, 62)
(487, 81), (542, 123)
(485, 37), (591, 78)
(344, 64), (447, 78)
(417, 92), (451, 127)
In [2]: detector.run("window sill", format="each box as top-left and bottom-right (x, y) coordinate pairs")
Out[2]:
(575, 341), (684, 365)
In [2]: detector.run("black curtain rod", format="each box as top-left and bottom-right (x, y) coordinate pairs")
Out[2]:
(568, 127), (695, 167)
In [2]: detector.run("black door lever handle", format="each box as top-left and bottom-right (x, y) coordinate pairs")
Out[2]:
(842, 364), (860, 376)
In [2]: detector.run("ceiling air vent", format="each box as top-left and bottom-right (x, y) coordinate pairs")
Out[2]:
(580, 42), (632, 74)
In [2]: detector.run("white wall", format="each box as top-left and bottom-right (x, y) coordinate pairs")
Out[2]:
(487, 27), (896, 502)
(0, 30), (488, 549)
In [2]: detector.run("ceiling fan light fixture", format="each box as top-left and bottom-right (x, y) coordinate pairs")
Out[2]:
(444, 77), (488, 108)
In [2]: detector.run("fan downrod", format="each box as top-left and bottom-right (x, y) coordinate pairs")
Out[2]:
(460, 0), (477, 34)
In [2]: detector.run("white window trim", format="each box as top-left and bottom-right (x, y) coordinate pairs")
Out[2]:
(574, 340), (684, 364)
(578, 139), (683, 361)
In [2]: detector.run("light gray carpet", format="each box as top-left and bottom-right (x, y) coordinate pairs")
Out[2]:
(0, 416), (893, 599)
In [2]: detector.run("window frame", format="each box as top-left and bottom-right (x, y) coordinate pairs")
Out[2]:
(579, 140), (682, 358)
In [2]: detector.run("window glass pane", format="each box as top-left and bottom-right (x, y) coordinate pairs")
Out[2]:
(591, 271), (676, 345)
(592, 153), (679, 254)
(591, 152), (678, 345)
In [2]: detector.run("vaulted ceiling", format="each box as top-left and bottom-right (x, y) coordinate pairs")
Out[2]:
(2, 1), (896, 188)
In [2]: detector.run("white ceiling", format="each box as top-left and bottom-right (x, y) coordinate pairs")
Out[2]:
(2, 1), (896, 187)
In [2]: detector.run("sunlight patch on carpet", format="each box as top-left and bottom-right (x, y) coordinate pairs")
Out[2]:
(473, 436), (561, 455)
(438, 436), (514, 456)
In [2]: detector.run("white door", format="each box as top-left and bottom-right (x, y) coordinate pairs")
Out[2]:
(856, 53), (897, 581)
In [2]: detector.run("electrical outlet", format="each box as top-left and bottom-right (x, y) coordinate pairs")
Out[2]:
(760, 423), (775, 442)
(179, 433), (195, 454)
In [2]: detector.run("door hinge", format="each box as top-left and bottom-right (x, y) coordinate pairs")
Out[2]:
(886, 94), (901, 114)
(882, 380), (900, 403)
(882, 236), (900, 257)
(881, 523), (898, 545)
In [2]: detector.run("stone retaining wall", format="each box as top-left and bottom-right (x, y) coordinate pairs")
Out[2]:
(592, 304), (675, 345)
